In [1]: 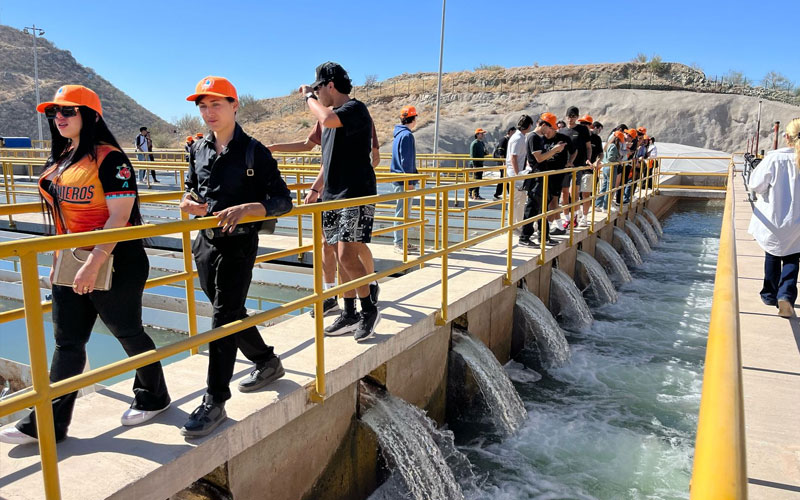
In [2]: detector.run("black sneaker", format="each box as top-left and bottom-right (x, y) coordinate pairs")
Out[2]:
(180, 395), (227, 438)
(354, 309), (381, 342)
(324, 311), (360, 336)
(550, 224), (566, 236)
(238, 357), (285, 393)
(518, 237), (536, 247)
(370, 282), (380, 306)
(310, 297), (339, 318)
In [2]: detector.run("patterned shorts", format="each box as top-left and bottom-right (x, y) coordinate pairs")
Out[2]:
(322, 204), (375, 245)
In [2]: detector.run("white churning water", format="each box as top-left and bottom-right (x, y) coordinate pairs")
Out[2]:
(576, 250), (619, 305)
(513, 289), (571, 369)
(643, 208), (664, 237)
(452, 329), (528, 435)
(594, 239), (633, 285)
(362, 387), (468, 500)
(549, 268), (594, 330)
(635, 214), (660, 247)
(613, 226), (643, 266)
(624, 220), (652, 255)
(457, 199), (722, 500)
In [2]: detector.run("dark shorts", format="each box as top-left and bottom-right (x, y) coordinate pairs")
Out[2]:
(549, 174), (565, 198)
(322, 204), (375, 245)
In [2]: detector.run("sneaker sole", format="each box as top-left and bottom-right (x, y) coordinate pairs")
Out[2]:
(180, 409), (228, 438)
(0, 431), (38, 445)
(325, 322), (359, 336)
(354, 311), (381, 343)
(120, 404), (170, 426)
(778, 300), (793, 318)
(238, 366), (286, 393)
(310, 304), (340, 318)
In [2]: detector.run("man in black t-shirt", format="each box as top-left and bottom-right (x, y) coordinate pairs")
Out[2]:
(302, 62), (380, 343)
(557, 106), (592, 228)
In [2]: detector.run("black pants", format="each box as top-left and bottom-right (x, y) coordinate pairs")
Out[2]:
(193, 231), (275, 402)
(521, 181), (550, 240)
(17, 241), (170, 440)
(469, 165), (483, 198)
(494, 168), (505, 197)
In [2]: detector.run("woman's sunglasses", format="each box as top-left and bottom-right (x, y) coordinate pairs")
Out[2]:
(44, 106), (79, 119)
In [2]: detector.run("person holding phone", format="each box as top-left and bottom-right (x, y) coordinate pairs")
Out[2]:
(0, 85), (171, 445)
(179, 76), (292, 437)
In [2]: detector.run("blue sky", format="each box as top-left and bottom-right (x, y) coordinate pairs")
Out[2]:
(2, 0), (798, 122)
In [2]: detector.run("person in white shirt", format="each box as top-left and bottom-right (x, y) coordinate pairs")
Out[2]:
(748, 117), (800, 318)
(505, 115), (534, 229)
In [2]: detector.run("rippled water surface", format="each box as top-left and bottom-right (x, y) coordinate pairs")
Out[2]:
(460, 200), (723, 500)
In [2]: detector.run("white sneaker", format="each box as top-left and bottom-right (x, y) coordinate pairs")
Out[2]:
(578, 216), (588, 227)
(120, 404), (170, 426)
(0, 426), (37, 445)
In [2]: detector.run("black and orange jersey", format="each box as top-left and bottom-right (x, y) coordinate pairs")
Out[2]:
(38, 144), (139, 234)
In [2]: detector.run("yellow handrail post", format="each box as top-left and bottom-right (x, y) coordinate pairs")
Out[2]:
(20, 252), (62, 499)
(310, 210), (326, 404)
(590, 167), (597, 234)
(620, 162), (628, 219)
(568, 170), (576, 247)
(504, 176), (513, 286)
(179, 211), (199, 355)
(403, 179), (409, 262)
(419, 178), (426, 269)
(3, 161), (17, 229)
(539, 175), (549, 265)
(296, 173), (303, 260)
(434, 171), (441, 250)
(437, 194), (449, 326)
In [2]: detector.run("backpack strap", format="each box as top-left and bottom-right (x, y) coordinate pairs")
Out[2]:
(245, 137), (256, 172)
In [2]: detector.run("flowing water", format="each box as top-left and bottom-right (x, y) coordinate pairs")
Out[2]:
(635, 214), (660, 247)
(362, 387), (470, 500)
(613, 226), (643, 267)
(513, 290), (570, 370)
(595, 239), (632, 285)
(576, 250), (618, 305)
(452, 329), (528, 435)
(458, 199), (722, 500)
(643, 208), (664, 237)
(624, 220), (652, 255)
(549, 268), (593, 330)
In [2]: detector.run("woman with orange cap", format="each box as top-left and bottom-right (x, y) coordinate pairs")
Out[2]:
(0, 85), (171, 445)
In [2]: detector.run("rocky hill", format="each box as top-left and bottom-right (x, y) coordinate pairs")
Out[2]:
(240, 62), (800, 154)
(0, 24), (171, 145)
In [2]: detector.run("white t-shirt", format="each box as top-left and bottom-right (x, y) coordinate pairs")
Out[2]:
(136, 134), (150, 152)
(505, 130), (526, 177)
(748, 147), (800, 256)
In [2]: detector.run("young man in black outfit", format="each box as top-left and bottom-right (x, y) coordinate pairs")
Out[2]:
(493, 126), (516, 199)
(301, 62), (381, 342)
(520, 113), (568, 246)
(179, 76), (293, 437)
(557, 106), (592, 228)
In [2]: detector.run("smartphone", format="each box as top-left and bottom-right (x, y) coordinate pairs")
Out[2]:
(188, 189), (205, 203)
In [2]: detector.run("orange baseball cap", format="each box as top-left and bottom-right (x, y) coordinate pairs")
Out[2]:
(626, 129), (638, 138)
(186, 136), (194, 142)
(196, 133), (204, 138)
(37, 85), (103, 116)
(400, 105), (418, 119)
(539, 112), (558, 129)
(186, 76), (238, 102)
(613, 131), (625, 142)
(642, 135), (650, 141)
(637, 127), (647, 135)
(475, 128), (487, 134)
(578, 115), (593, 124)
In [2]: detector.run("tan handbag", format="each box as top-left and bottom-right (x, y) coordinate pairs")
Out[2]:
(52, 248), (114, 291)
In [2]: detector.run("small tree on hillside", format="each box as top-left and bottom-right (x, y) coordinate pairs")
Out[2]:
(238, 94), (269, 123)
(364, 74), (378, 87)
(647, 55), (667, 74)
(475, 63), (503, 71)
(174, 114), (204, 136)
(762, 71), (794, 92)
(724, 70), (750, 86)
(633, 53), (648, 63)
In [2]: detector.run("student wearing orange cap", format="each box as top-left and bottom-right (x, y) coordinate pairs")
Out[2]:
(0, 85), (171, 445)
(558, 106), (592, 229)
(531, 112), (573, 239)
(179, 76), (292, 437)
(391, 105), (420, 253)
(623, 128), (640, 203)
(184, 135), (194, 161)
(469, 128), (488, 200)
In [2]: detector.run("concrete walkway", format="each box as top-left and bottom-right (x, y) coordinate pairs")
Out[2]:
(734, 174), (800, 499)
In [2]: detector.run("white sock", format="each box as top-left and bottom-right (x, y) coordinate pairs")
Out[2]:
(371, 280), (378, 286)
(324, 282), (336, 291)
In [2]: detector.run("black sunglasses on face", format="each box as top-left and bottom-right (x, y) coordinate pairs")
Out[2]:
(44, 106), (79, 119)
(312, 81), (329, 92)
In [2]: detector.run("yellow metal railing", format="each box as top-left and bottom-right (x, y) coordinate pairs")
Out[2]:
(0, 156), (668, 499)
(690, 159), (747, 499)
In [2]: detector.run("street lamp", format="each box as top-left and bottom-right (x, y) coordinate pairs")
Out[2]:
(23, 24), (45, 145)
(432, 0), (446, 155)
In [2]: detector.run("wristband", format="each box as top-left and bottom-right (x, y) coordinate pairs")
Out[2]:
(93, 247), (110, 258)
(310, 188), (319, 193)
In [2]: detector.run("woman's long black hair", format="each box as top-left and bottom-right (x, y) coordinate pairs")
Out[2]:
(42, 106), (143, 232)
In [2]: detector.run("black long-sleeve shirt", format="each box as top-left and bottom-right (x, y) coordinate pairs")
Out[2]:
(185, 123), (292, 227)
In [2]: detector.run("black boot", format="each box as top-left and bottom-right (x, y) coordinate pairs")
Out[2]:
(181, 394), (227, 438)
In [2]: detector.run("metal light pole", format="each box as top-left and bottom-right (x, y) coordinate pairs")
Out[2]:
(23, 25), (45, 144)
(754, 99), (762, 154)
(432, 0), (446, 155)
